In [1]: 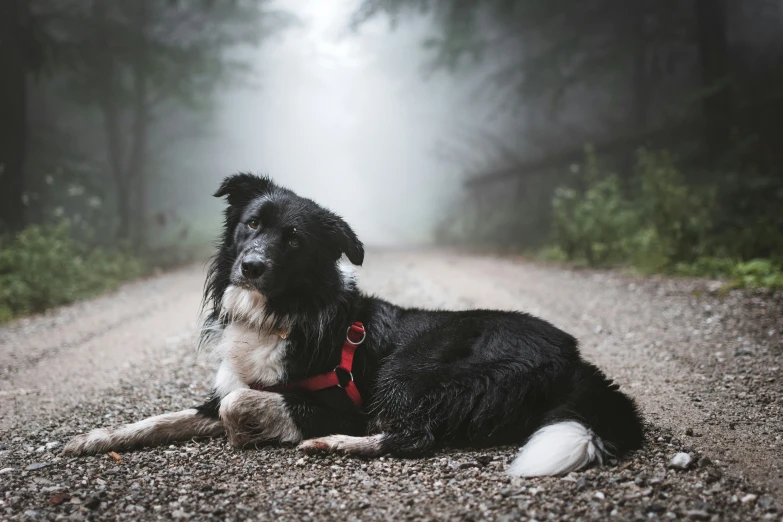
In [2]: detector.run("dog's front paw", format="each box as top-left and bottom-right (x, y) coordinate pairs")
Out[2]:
(298, 434), (384, 457)
(298, 438), (333, 454)
(62, 429), (111, 456)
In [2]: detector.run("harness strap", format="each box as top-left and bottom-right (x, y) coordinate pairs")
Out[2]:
(250, 322), (365, 408)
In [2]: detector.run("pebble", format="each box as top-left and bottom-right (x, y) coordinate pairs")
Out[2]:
(84, 494), (102, 510)
(25, 462), (49, 471)
(757, 495), (777, 512)
(0, 259), (781, 520)
(741, 493), (758, 504)
(669, 453), (692, 470)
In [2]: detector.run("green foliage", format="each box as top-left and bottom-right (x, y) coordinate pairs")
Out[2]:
(549, 147), (782, 289)
(674, 258), (783, 289)
(636, 150), (713, 265)
(0, 224), (144, 322)
(552, 149), (639, 265)
(730, 259), (783, 289)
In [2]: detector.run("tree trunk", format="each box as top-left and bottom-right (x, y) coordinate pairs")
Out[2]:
(92, 0), (135, 242)
(696, 0), (732, 160)
(128, 0), (151, 250)
(621, 8), (651, 192)
(0, 0), (30, 232)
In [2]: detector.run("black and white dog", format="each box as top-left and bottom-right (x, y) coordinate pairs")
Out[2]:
(64, 174), (643, 477)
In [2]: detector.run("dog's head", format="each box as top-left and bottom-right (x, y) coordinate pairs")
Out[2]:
(206, 173), (363, 329)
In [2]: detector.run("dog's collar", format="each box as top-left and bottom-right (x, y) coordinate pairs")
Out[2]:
(250, 322), (366, 408)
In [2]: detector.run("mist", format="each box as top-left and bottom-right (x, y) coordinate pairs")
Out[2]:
(3, 0), (782, 322)
(187, 0), (489, 246)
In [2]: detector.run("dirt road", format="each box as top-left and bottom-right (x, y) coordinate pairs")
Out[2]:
(1, 250), (781, 520)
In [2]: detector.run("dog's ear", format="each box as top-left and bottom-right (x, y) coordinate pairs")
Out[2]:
(214, 173), (272, 207)
(325, 213), (364, 266)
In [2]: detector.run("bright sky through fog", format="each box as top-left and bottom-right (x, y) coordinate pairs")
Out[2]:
(214, 0), (479, 245)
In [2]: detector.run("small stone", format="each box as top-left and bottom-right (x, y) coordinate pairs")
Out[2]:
(25, 462), (49, 471)
(669, 452), (692, 470)
(594, 491), (605, 500)
(685, 428), (694, 436)
(686, 509), (711, 520)
(48, 494), (70, 506)
(45, 441), (60, 450)
(741, 494), (758, 504)
(704, 467), (722, 484)
(0, 467), (15, 474)
(646, 504), (666, 513)
(476, 455), (492, 466)
(758, 495), (777, 512)
(84, 494), (102, 509)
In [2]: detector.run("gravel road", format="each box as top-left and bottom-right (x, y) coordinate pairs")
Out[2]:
(1, 250), (782, 521)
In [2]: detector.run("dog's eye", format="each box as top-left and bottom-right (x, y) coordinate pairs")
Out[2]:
(288, 238), (299, 248)
(247, 219), (260, 230)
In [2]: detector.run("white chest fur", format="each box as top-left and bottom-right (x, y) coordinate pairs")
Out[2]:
(212, 322), (288, 399)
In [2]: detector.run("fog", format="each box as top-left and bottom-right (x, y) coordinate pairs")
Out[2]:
(197, 0), (485, 245)
(5, 0), (781, 270)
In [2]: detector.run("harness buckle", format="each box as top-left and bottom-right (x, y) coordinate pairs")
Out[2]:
(333, 366), (354, 388)
(346, 325), (366, 345)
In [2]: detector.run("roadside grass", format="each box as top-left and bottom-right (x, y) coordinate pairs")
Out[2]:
(0, 224), (145, 323)
(0, 221), (217, 324)
(545, 147), (783, 290)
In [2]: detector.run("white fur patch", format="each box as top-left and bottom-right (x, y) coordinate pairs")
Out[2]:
(63, 409), (223, 456)
(212, 322), (288, 398)
(219, 389), (301, 446)
(298, 434), (385, 457)
(338, 257), (357, 290)
(221, 285), (275, 330)
(507, 421), (606, 477)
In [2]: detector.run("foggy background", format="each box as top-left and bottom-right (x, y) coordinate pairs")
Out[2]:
(2, 0), (783, 320)
(207, 0), (487, 245)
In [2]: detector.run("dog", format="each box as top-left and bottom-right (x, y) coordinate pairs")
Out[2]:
(64, 173), (644, 477)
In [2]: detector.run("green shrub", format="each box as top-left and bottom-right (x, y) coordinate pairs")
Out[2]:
(0, 224), (145, 321)
(552, 149), (639, 265)
(674, 257), (783, 289)
(730, 259), (783, 289)
(552, 148), (716, 270)
(636, 149), (714, 264)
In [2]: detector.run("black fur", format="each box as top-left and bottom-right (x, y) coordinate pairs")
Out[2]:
(200, 173), (644, 462)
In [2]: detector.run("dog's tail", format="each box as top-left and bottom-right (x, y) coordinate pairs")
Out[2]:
(508, 366), (644, 477)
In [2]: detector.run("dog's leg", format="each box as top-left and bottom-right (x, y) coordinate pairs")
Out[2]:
(298, 434), (386, 457)
(219, 389), (302, 447)
(298, 429), (435, 458)
(63, 408), (223, 456)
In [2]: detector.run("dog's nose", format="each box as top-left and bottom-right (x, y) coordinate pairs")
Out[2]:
(241, 253), (266, 279)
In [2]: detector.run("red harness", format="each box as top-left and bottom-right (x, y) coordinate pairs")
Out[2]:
(250, 322), (366, 408)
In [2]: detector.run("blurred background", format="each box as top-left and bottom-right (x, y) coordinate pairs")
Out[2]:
(1, 0), (782, 322)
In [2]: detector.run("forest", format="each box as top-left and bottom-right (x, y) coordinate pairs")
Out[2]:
(357, 0), (783, 286)
(0, 0), (285, 320)
(2, 0), (783, 321)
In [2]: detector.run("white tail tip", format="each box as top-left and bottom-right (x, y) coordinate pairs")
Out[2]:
(507, 421), (605, 477)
